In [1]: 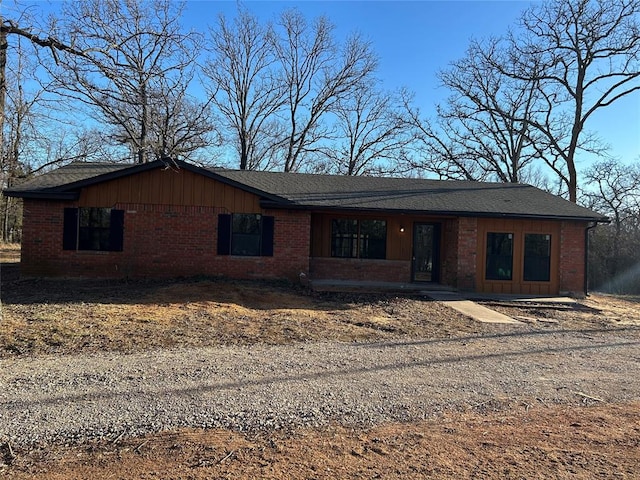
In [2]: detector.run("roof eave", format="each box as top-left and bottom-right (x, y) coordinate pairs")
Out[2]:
(259, 200), (608, 222)
(4, 160), (293, 205)
(198, 168), (294, 204)
(2, 189), (79, 200)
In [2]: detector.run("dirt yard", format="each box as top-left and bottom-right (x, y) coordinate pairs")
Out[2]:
(1, 244), (639, 479)
(5, 403), (639, 480)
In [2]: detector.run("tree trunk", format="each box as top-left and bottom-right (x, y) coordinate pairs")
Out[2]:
(0, 27), (7, 160)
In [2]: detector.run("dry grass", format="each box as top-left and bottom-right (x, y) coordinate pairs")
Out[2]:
(1, 276), (494, 357)
(0, 242), (20, 262)
(483, 294), (640, 328)
(2, 239), (639, 357)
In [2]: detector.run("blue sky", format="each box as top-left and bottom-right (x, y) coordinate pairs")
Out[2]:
(15, 0), (640, 170)
(183, 0), (639, 170)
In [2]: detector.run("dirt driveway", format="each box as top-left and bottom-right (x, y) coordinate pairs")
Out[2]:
(1, 246), (640, 479)
(2, 326), (640, 479)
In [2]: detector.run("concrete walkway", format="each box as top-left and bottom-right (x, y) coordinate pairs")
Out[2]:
(426, 291), (523, 324)
(308, 279), (567, 325)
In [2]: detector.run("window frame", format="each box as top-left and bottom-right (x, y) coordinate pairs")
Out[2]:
(217, 213), (274, 257)
(330, 218), (358, 258)
(78, 207), (112, 251)
(523, 233), (552, 282)
(232, 213), (263, 256)
(63, 207), (124, 252)
(485, 232), (514, 281)
(330, 218), (387, 260)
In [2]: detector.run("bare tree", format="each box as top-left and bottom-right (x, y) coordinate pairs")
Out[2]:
(47, 0), (207, 164)
(1, 8), (83, 242)
(204, 8), (285, 170)
(584, 159), (640, 289)
(432, 38), (545, 184)
(328, 80), (411, 176)
(1, 13), (87, 170)
(401, 87), (483, 181)
(272, 9), (377, 172)
(498, 0), (640, 202)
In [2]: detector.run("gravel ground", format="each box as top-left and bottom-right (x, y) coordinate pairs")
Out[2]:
(2, 327), (639, 448)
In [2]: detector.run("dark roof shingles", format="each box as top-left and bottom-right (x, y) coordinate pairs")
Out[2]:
(213, 169), (603, 220)
(4, 160), (605, 221)
(7, 162), (130, 192)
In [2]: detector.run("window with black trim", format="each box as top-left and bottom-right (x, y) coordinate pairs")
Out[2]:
(524, 234), (551, 281)
(485, 232), (513, 280)
(331, 219), (386, 259)
(63, 207), (124, 251)
(217, 213), (274, 256)
(331, 219), (358, 258)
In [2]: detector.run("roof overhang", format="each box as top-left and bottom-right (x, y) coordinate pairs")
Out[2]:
(3, 189), (79, 200)
(2, 159), (610, 225)
(259, 200), (610, 223)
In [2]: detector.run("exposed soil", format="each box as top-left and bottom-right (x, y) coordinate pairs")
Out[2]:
(0, 275), (497, 358)
(6, 403), (639, 480)
(2, 244), (639, 479)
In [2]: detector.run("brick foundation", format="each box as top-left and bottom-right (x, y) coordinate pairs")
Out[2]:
(310, 257), (411, 283)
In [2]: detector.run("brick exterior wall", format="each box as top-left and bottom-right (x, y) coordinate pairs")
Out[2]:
(441, 218), (459, 287)
(559, 220), (586, 295)
(20, 199), (310, 281)
(456, 217), (478, 291)
(21, 199), (66, 277)
(310, 257), (411, 283)
(20, 199), (589, 295)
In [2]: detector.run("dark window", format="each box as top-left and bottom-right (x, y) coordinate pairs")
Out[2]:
(486, 232), (513, 280)
(79, 207), (111, 250)
(359, 220), (387, 259)
(331, 219), (358, 258)
(63, 207), (124, 252)
(331, 219), (387, 259)
(217, 214), (274, 257)
(524, 234), (551, 282)
(232, 214), (262, 256)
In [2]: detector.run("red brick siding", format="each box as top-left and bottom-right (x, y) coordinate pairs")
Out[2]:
(21, 199), (68, 276)
(20, 199), (310, 281)
(456, 217), (478, 291)
(20, 198), (589, 295)
(559, 221), (586, 295)
(441, 218), (459, 287)
(310, 257), (411, 283)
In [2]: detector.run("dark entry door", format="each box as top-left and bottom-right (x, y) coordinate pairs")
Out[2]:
(412, 223), (440, 282)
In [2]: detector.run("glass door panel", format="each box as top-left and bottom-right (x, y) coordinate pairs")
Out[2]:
(412, 224), (439, 282)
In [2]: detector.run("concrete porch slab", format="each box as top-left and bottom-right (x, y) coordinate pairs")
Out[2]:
(308, 279), (455, 294)
(466, 293), (578, 304)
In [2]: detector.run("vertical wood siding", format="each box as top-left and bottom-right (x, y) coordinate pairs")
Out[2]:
(78, 168), (261, 212)
(475, 218), (561, 295)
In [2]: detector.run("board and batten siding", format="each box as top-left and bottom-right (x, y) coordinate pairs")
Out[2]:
(78, 168), (261, 213)
(310, 212), (446, 262)
(475, 218), (561, 295)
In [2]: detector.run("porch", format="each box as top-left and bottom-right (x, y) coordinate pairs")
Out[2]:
(308, 279), (456, 295)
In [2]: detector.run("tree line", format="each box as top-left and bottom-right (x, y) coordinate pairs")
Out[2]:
(1, 0), (639, 292)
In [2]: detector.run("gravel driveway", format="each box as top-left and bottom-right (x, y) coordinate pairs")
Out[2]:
(1, 327), (639, 447)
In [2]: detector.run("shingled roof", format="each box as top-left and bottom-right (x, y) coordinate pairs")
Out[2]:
(4, 159), (607, 222)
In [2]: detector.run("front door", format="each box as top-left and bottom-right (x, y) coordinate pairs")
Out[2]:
(412, 223), (440, 282)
